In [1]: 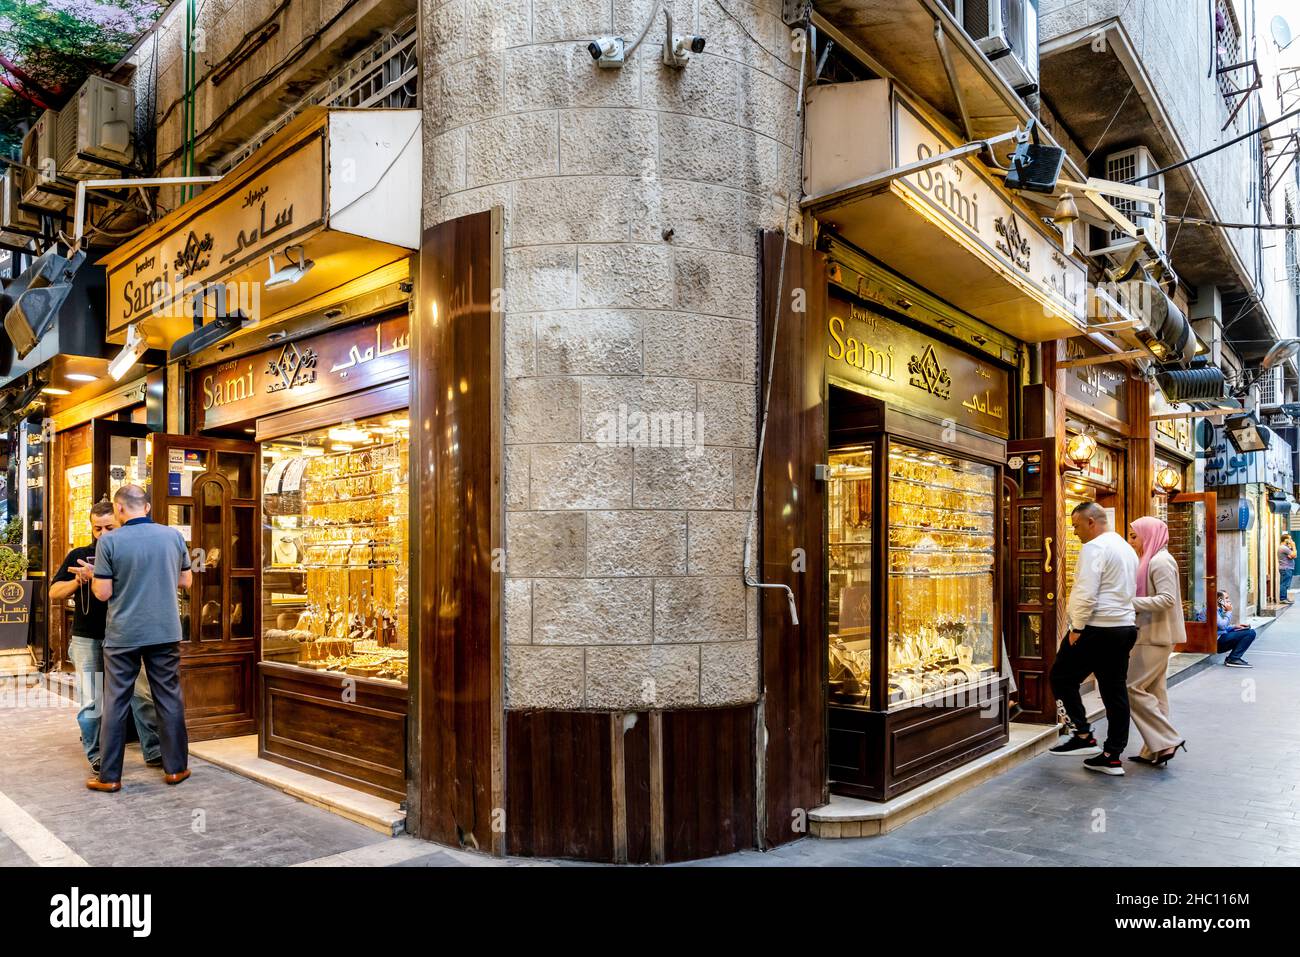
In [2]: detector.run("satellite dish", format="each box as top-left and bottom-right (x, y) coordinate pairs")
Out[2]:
(1272, 15), (1294, 50)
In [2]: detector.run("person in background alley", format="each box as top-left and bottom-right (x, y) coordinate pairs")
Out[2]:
(49, 500), (163, 775)
(1125, 517), (1186, 768)
(87, 484), (193, 792)
(1048, 502), (1138, 776)
(1278, 534), (1295, 606)
(1217, 592), (1258, 669)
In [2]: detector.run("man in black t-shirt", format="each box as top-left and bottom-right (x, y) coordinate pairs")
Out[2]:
(50, 500), (162, 774)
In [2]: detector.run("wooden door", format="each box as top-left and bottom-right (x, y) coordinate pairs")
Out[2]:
(149, 434), (261, 740)
(1170, 491), (1217, 653)
(1004, 438), (1063, 724)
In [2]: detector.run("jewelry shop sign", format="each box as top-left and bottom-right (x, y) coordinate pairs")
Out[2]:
(827, 292), (1011, 439)
(197, 312), (409, 430)
(107, 132), (326, 331)
(892, 96), (1087, 326)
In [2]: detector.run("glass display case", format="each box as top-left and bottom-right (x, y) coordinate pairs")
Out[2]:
(827, 440), (999, 712)
(827, 447), (873, 705)
(65, 463), (92, 549)
(260, 410), (410, 685)
(885, 443), (996, 707)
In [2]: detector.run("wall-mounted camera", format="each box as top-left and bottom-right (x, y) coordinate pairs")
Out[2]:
(587, 36), (626, 68)
(663, 11), (706, 67)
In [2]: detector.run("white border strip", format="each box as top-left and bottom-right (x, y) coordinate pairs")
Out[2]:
(0, 789), (88, 867)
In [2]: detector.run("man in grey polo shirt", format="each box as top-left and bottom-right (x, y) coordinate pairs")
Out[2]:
(89, 484), (193, 791)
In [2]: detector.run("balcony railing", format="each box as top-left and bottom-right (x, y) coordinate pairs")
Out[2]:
(214, 15), (418, 174)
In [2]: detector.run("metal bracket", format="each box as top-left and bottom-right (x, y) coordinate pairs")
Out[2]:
(781, 0), (808, 26)
(1058, 350), (1146, 368)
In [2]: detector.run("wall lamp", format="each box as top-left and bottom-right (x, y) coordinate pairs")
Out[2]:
(1154, 465), (1182, 494)
(266, 245), (314, 289)
(1062, 432), (1099, 473)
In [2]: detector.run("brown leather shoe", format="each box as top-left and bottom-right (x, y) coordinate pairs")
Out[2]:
(163, 769), (191, 785)
(86, 778), (121, 793)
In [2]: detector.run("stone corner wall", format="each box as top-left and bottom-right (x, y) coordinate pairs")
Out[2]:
(421, 0), (800, 711)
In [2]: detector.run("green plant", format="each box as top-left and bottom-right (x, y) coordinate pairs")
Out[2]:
(1, 517), (20, 546)
(0, 545), (29, 582)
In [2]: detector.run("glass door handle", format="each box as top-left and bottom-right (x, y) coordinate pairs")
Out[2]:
(1044, 536), (1053, 574)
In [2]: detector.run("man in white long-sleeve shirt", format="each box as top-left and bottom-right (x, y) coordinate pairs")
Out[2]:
(1048, 501), (1138, 775)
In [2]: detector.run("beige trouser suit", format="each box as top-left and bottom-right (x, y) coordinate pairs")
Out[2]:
(1129, 550), (1184, 758)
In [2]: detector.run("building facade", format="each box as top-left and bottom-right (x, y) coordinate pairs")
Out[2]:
(2, 0), (1298, 861)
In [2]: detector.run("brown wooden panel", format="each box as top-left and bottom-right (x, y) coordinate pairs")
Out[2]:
(505, 711), (614, 861)
(409, 210), (500, 850)
(758, 230), (828, 849)
(260, 665), (407, 801)
(254, 379), (408, 442)
(623, 711), (653, 865)
(1019, 671), (1044, 713)
(661, 706), (756, 862)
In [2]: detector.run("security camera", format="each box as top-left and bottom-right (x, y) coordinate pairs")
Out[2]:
(587, 36), (625, 68)
(662, 10), (706, 67)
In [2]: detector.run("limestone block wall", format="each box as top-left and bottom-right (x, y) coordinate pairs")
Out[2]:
(421, 0), (801, 710)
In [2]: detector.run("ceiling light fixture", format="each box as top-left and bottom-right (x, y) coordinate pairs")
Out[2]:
(266, 245), (315, 289)
(65, 373), (98, 382)
(40, 386), (70, 396)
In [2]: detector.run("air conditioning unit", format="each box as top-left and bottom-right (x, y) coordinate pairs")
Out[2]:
(1087, 146), (1165, 257)
(963, 0), (1040, 94)
(1, 170), (40, 244)
(1258, 365), (1283, 408)
(56, 75), (134, 178)
(19, 110), (70, 211)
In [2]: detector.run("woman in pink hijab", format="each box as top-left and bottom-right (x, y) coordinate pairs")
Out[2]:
(1125, 516), (1187, 766)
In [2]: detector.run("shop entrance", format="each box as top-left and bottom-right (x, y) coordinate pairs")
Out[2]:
(148, 434), (261, 740)
(1168, 492), (1217, 653)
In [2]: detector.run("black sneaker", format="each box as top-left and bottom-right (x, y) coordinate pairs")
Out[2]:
(145, 756), (164, 767)
(1083, 752), (1125, 776)
(1049, 733), (1101, 757)
(1224, 658), (1252, 668)
(90, 760), (100, 774)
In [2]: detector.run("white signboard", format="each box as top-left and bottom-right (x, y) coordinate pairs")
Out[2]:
(892, 97), (1088, 326)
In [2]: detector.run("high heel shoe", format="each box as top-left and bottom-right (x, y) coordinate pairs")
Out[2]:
(1153, 741), (1187, 768)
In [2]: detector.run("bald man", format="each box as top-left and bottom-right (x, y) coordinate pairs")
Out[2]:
(1048, 501), (1138, 775)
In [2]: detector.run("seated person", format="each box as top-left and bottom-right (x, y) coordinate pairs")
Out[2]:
(1216, 591), (1257, 669)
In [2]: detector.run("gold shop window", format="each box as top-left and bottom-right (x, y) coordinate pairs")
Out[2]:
(827, 447), (873, 707)
(260, 410), (410, 685)
(885, 443), (997, 710)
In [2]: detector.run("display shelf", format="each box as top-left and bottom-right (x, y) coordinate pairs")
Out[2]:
(887, 500), (994, 516)
(888, 474), (996, 497)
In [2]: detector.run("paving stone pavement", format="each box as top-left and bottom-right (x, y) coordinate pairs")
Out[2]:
(2, 614), (1298, 867)
(690, 613), (1300, 868)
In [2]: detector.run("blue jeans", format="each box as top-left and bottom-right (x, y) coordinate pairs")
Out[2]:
(1281, 569), (1293, 602)
(1217, 628), (1258, 662)
(68, 635), (162, 766)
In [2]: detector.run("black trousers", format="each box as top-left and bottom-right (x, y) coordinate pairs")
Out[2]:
(98, 642), (188, 783)
(1049, 625), (1138, 756)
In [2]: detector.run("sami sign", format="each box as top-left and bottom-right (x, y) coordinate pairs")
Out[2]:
(196, 313), (409, 430)
(827, 293), (1011, 439)
(108, 133), (326, 330)
(892, 97), (1088, 326)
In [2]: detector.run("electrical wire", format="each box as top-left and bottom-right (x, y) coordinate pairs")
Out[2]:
(623, 0), (662, 58)
(713, 0), (795, 66)
(1085, 83), (1134, 162)
(1126, 107), (1300, 183)
(741, 6), (809, 625)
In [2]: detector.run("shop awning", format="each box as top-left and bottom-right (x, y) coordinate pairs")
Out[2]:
(804, 81), (1087, 342)
(98, 107), (421, 351)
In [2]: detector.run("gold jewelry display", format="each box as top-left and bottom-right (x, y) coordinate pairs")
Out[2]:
(261, 414), (410, 685)
(828, 443), (998, 710)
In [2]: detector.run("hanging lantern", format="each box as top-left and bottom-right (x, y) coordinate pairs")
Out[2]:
(1052, 191), (1080, 257)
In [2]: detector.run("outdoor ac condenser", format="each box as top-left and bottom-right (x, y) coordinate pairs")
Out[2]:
(56, 75), (134, 178)
(962, 0), (1040, 94)
(19, 110), (68, 211)
(1, 170), (40, 245)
